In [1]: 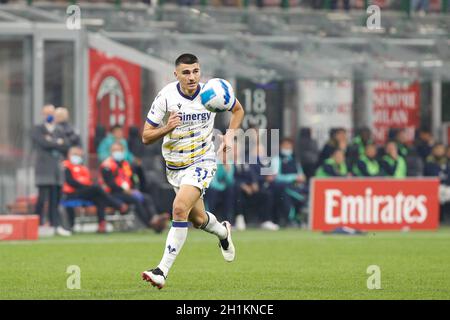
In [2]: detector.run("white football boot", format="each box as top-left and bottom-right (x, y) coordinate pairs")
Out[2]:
(142, 268), (166, 290)
(219, 221), (235, 262)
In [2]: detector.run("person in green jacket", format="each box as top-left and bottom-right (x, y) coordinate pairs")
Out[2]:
(315, 149), (349, 177)
(97, 125), (134, 163)
(380, 141), (407, 178)
(352, 143), (381, 177)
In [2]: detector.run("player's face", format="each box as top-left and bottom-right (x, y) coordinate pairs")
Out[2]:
(174, 63), (201, 94)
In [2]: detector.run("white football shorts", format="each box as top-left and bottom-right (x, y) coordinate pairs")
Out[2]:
(166, 160), (217, 198)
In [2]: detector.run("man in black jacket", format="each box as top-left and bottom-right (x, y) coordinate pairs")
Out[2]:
(31, 104), (71, 236)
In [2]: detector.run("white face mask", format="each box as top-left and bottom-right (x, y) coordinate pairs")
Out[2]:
(70, 155), (83, 165)
(280, 149), (293, 157)
(112, 151), (125, 162)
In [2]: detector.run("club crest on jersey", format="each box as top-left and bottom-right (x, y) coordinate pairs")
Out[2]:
(177, 103), (182, 110)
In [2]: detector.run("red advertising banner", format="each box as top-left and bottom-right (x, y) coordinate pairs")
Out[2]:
(369, 81), (420, 144)
(89, 48), (142, 152)
(310, 178), (440, 231)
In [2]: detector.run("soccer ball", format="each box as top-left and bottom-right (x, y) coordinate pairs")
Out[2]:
(200, 78), (236, 113)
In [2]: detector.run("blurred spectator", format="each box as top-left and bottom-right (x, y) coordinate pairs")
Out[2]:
(297, 127), (319, 181)
(315, 148), (348, 177)
(423, 143), (450, 222)
(63, 146), (127, 233)
(414, 128), (434, 161)
(249, 140), (282, 230)
(100, 142), (169, 232)
(352, 144), (381, 177)
(412, 0), (429, 13)
(318, 128), (348, 167)
(233, 155), (259, 231)
(392, 128), (410, 158)
(447, 145), (450, 161)
(347, 127), (373, 171)
(423, 143), (450, 182)
(267, 138), (307, 228)
(55, 107), (81, 153)
(127, 126), (148, 192)
(97, 125), (134, 163)
(31, 104), (71, 236)
(205, 160), (235, 224)
(330, 0), (350, 11)
(348, 127), (373, 158)
(380, 141), (407, 178)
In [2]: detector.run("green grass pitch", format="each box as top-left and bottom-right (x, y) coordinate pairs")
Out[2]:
(1, 228), (450, 299)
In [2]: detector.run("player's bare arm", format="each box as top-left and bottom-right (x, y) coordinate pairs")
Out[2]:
(142, 112), (181, 145)
(221, 99), (245, 152)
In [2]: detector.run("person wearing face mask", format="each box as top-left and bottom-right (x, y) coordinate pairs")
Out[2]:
(97, 125), (134, 163)
(31, 104), (71, 236)
(63, 146), (128, 233)
(266, 138), (307, 228)
(100, 142), (169, 232)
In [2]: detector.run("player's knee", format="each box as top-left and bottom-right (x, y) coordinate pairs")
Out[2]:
(172, 202), (189, 220)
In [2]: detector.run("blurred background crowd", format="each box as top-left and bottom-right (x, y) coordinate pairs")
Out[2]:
(1, 0), (449, 235)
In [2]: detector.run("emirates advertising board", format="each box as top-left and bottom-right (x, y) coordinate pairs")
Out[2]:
(310, 178), (440, 231)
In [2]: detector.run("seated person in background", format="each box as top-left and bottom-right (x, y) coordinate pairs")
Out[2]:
(380, 141), (407, 178)
(205, 159), (235, 224)
(446, 145), (450, 162)
(423, 143), (450, 212)
(315, 149), (349, 177)
(347, 127), (372, 170)
(317, 128), (348, 167)
(232, 141), (260, 230)
(349, 127), (373, 157)
(352, 143), (381, 177)
(393, 128), (411, 159)
(97, 125), (134, 163)
(414, 127), (434, 161)
(296, 127), (319, 181)
(100, 142), (169, 232)
(63, 146), (127, 233)
(267, 138), (307, 228)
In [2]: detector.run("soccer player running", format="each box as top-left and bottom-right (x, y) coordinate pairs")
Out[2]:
(141, 54), (245, 289)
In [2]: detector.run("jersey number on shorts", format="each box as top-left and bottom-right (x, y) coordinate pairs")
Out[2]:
(195, 167), (208, 180)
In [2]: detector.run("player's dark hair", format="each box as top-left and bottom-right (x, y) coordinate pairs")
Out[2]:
(175, 53), (199, 66)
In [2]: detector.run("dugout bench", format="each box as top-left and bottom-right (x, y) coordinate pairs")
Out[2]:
(60, 199), (135, 232)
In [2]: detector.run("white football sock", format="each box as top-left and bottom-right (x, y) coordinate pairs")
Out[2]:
(157, 221), (188, 276)
(201, 211), (228, 240)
